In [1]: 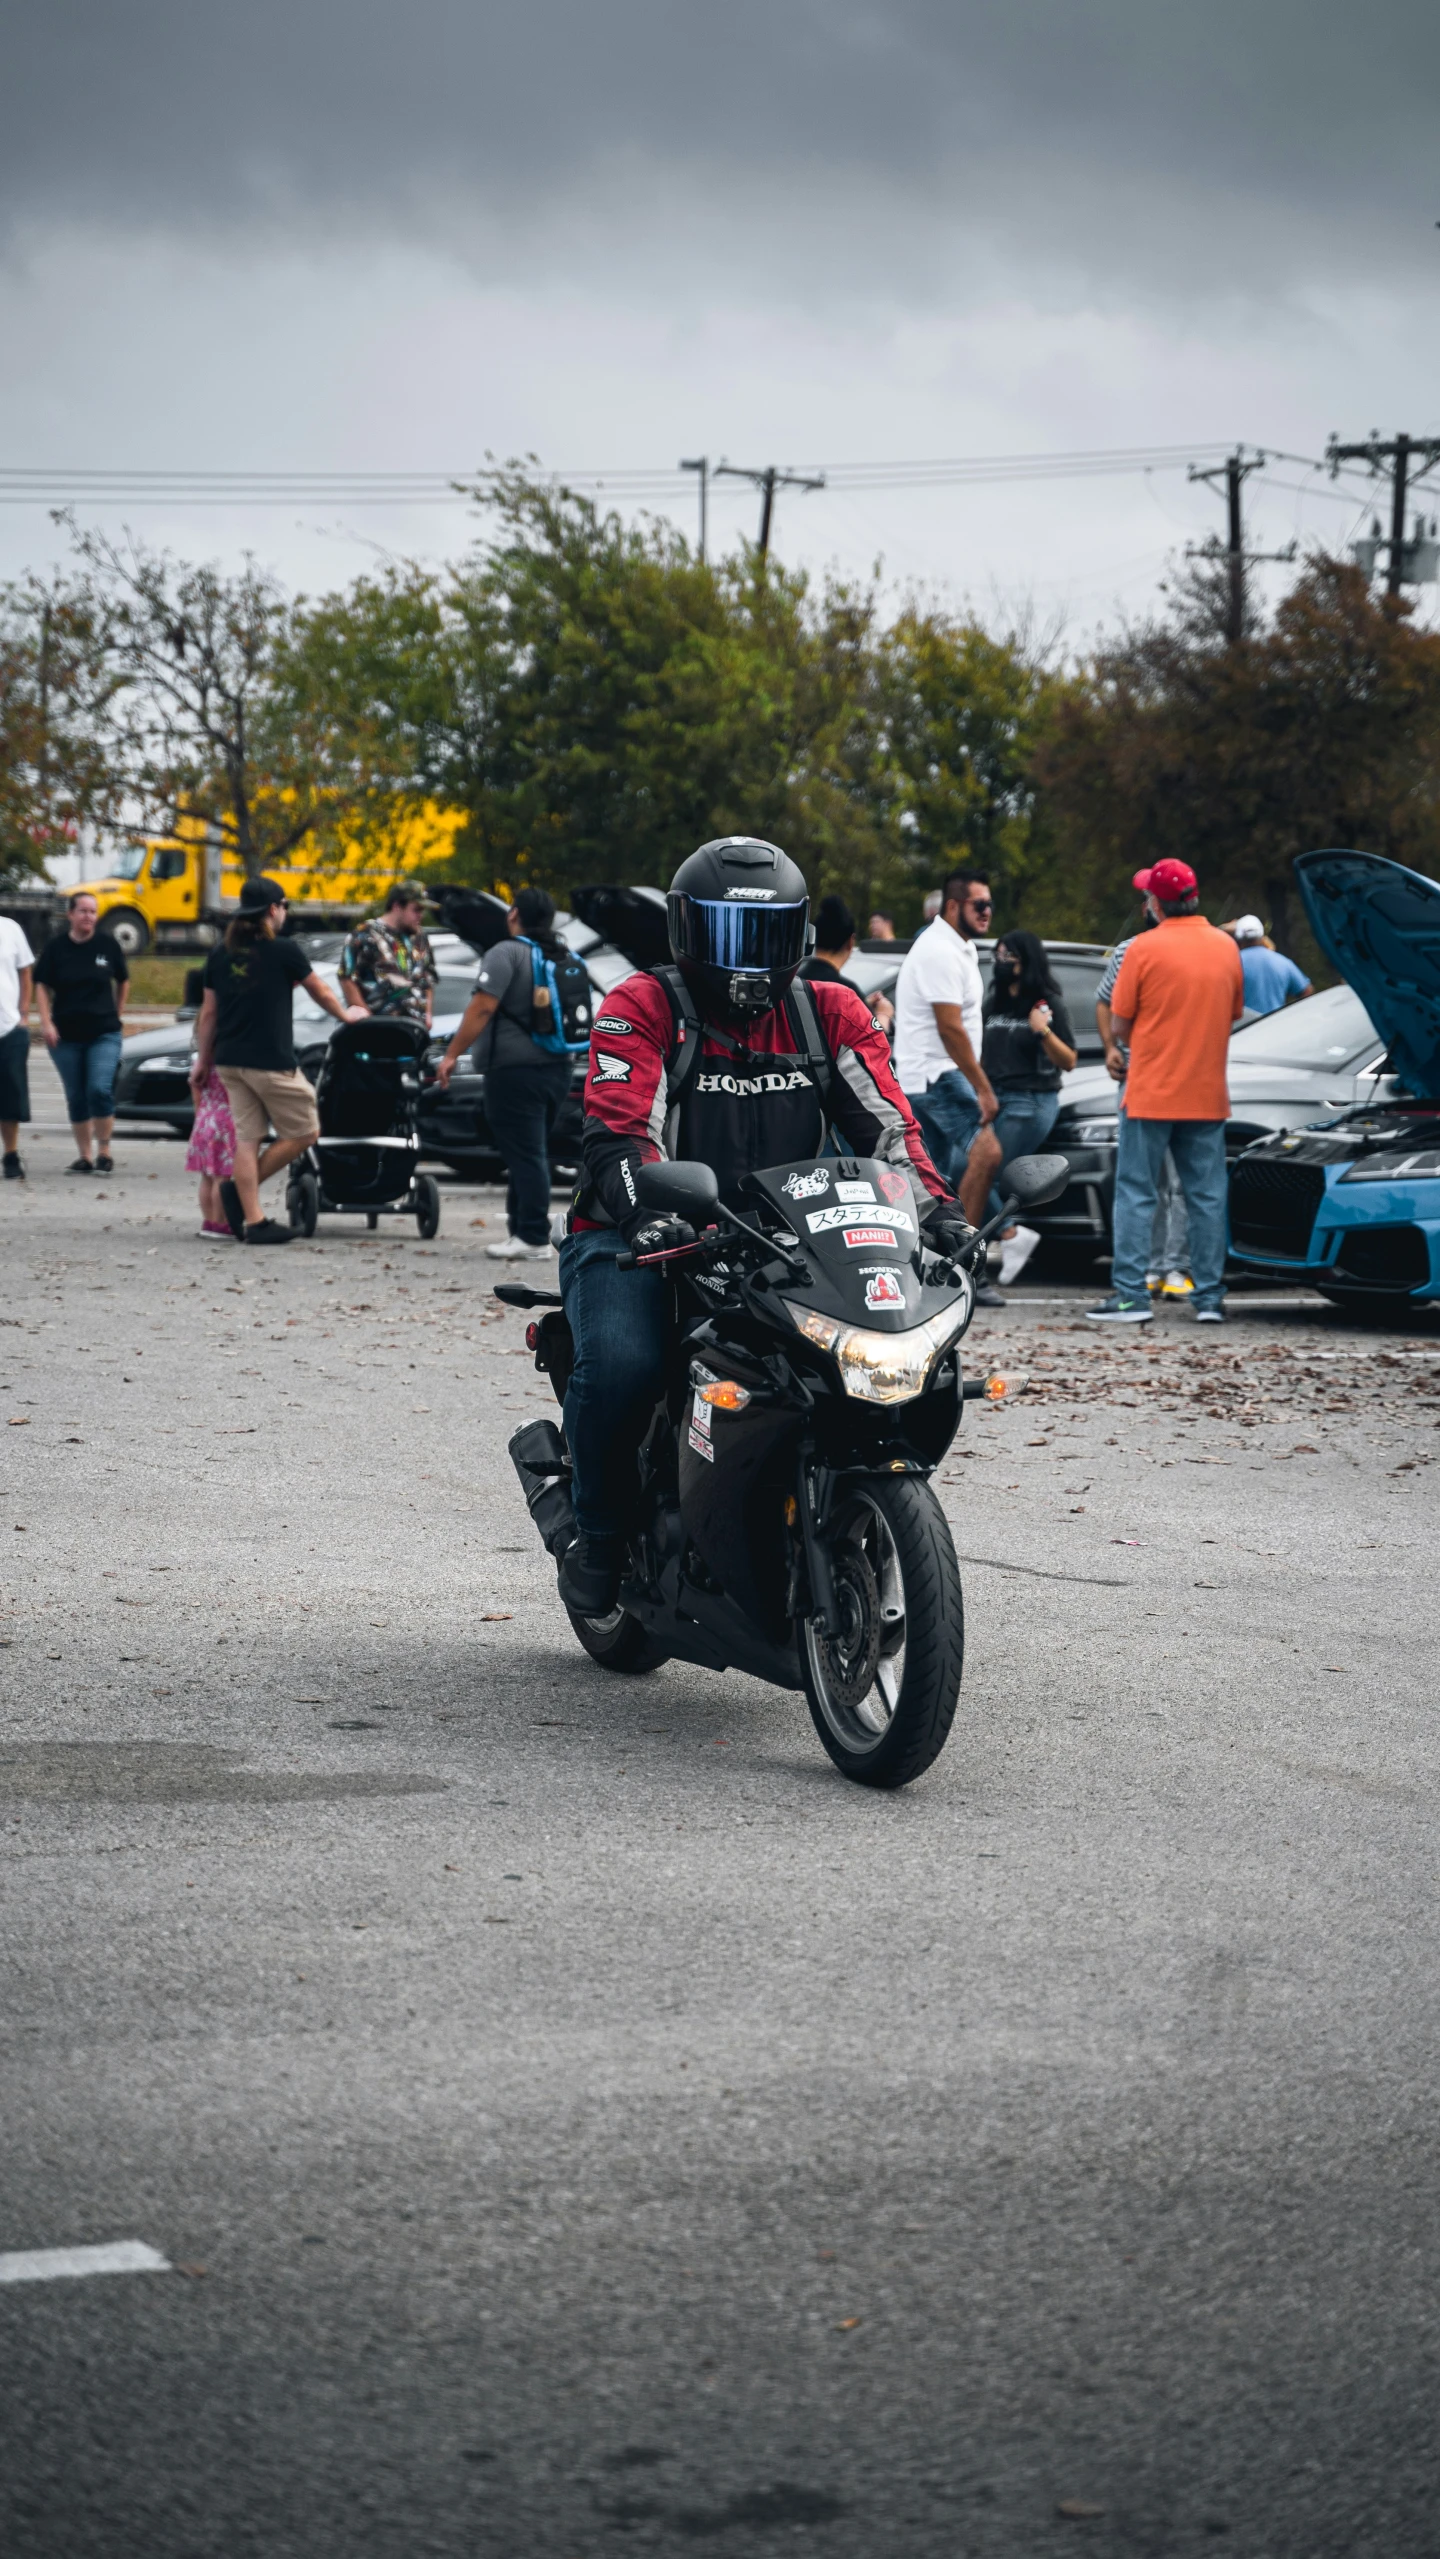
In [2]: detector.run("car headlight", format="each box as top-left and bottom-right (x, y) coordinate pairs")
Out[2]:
(783, 1288), (971, 1404)
(1070, 1119), (1118, 1146)
(1339, 1149), (1440, 1182)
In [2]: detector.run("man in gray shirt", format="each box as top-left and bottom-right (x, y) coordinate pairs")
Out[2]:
(434, 887), (575, 1260)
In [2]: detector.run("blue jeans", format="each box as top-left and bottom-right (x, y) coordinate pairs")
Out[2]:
(905, 1070), (981, 1193)
(1118, 1101), (1191, 1275)
(483, 1055), (573, 1245)
(559, 1226), (670, 1539)
(53, 1031), (122, 1126)
(986, 1088), (1060, 1223)
(1112, 1117), (1228, 1309)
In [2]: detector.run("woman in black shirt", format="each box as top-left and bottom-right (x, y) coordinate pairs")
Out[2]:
(33, 892), (129, 1172)
(980, 929), (1076, 1285)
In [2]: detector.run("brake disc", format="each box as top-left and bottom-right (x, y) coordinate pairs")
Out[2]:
(813, 1544), (882, 1711)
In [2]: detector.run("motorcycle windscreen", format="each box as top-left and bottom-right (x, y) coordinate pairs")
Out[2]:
(1295, 849), (1440, 1100)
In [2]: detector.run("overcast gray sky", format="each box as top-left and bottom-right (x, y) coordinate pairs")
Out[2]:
(3, 0), (1438, 628)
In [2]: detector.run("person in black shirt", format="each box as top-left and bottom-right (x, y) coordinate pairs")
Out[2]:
(979, 929), (1076, 1287)
(191, 877), (364, 1245)
(798, 893), (894, 1033)
(33, 892), (130, 1173)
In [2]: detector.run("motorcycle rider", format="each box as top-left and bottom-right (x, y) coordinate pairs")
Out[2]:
(556, 835), (976, 1616)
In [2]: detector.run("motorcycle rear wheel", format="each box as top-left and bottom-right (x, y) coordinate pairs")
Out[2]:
(565, 1601), (670, 1675)
(801, 1476), (963, 1789)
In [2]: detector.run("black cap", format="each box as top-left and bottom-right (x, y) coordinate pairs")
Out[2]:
(238, 875), (287, 913)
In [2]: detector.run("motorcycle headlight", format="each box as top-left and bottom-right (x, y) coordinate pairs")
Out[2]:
(784, 1290), (970, 1404)
(1339, 1149), (1440, 1182)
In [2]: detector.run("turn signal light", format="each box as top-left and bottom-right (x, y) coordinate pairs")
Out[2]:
(697, 1380), (751, 1410)
(525, 1322), (540, 1350)
(983, 1369), (1029, 1400)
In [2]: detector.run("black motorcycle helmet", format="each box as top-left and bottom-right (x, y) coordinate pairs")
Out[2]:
(667, 836), (812, 1021)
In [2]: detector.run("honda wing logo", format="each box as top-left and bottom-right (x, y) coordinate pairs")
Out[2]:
(594, 1051), (632, 1083)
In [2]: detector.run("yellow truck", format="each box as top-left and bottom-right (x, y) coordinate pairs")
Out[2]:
(66, 803), (465, 956)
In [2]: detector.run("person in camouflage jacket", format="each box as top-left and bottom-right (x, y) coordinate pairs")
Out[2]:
(338, 885), (438, 1027)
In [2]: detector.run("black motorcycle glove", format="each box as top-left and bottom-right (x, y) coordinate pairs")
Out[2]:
(923, 1203), (978, 1265)
(623, 1212), (697, 1262)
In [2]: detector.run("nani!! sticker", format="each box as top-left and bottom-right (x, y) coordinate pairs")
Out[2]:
(843, 1226), (899, 1250)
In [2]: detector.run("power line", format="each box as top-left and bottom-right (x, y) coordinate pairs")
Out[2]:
(0, 441), (1278, 508)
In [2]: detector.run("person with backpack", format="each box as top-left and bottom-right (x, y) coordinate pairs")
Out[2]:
(553, 835), (971, 1618)
(433, 886), (593, 1262)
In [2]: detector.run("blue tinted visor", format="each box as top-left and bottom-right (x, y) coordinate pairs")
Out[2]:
(669, 895), (809, 974)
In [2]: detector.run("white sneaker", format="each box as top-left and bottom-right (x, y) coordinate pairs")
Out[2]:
(1160, 1270), (1194, 1300)
(998, 1223), (1041, 1287)
(485, 1236), (554, 1261)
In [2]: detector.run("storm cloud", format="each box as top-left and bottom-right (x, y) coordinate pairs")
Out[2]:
(6, 1), (1440, 297)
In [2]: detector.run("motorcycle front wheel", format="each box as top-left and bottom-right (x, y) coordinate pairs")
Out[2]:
(801, 1476), (963, 1789)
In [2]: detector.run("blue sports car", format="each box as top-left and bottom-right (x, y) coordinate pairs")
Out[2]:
(1228, 849), (1440, 1310)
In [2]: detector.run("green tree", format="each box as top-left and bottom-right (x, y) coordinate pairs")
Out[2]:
(0, 577), (115, 881)
(871, 611), (1059, 929)
(1036, 557), (1440, 955)
(63, 523), (422, 879)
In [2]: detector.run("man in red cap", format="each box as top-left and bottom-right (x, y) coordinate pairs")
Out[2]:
(1086, 859), (1243, 1325)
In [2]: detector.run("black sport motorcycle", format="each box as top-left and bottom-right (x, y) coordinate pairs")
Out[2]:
(503, 1150), (1067, 1790)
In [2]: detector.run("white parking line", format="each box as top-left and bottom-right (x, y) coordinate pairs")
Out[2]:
(0, 2240), (171, 2284)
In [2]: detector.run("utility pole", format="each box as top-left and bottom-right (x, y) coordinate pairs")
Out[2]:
(1186, 446), (1294, 643)
(1326, 431), (1440, 595)
(713, 460), (825, 567)
(680, 456), (709, 563)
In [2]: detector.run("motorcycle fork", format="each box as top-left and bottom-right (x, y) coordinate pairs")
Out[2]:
(794, 1449), (839, 1636)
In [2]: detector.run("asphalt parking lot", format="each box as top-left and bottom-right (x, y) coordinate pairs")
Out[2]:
(3, 1133), (1439, 2558)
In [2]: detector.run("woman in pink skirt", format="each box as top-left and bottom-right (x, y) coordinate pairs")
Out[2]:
(186, 1066), (237, 1238)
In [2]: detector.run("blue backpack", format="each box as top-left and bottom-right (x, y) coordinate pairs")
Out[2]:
(524, 937), (593, 1056)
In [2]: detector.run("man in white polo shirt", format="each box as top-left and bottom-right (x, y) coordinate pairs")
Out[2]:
(0, 911), (36, 1180)
(893, 868), (1000, 1238)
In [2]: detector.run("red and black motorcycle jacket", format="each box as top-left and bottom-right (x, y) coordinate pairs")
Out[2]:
(571, 964), (951, 1231)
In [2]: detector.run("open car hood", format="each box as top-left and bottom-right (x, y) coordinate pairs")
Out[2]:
(1295, 849), (1440, 1100)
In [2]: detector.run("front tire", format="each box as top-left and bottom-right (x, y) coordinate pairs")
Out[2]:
(287, 1171), (319, 1237)
(104, 907), (150, 958)
(801, 1476), (963, 1789)
(565, 1602), (670, 1675)
(414, 1172), (441, 1239)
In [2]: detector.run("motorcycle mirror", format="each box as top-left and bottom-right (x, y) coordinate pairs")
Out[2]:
(634, 1159), (721, 1221)
(1001, 1152), (1071, 1209)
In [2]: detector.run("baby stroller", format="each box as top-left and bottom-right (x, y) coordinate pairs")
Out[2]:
(286, 1018), (441, 1238)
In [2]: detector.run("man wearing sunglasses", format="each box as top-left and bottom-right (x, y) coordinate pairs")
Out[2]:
(893, 870), (1003, 1300)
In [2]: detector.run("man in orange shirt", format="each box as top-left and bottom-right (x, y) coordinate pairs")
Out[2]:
(1086, 858), (1244, 1325)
